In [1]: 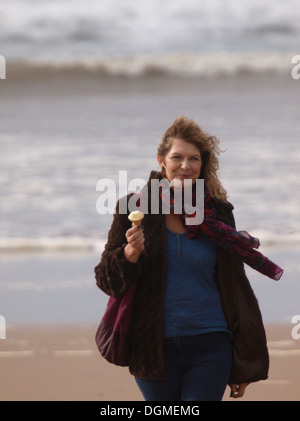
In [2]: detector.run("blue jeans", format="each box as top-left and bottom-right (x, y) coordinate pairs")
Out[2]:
(135, 331), (232, 401)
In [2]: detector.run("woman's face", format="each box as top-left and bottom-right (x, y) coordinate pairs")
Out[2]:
(158, 137), (202, 186)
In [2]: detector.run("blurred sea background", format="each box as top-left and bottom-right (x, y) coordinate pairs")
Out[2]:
(0, 0), (299, 325)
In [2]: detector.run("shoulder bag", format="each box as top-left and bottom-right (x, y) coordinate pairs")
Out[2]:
(95, 283), (136, 366)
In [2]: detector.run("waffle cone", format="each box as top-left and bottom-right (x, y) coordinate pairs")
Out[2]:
(132, 218), (144, 227)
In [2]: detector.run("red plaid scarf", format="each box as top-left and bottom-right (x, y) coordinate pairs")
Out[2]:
(159, 182), (283, 281)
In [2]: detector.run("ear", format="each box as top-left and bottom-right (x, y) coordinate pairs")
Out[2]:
(157, 155), (164, 168)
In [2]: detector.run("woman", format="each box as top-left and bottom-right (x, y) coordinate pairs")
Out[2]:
(94, 116), (282, 401)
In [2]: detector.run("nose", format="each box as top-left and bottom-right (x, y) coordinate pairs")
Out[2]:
(181, 158), (191, 170)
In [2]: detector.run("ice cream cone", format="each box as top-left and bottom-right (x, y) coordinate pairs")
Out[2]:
(128, 210), (144, 226)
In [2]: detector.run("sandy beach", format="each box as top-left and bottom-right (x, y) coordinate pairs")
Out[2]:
(0, 323), (299, 402)
(0, 246), (298, 405)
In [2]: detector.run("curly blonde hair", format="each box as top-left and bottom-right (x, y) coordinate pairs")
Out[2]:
(157, 116), (228, 201)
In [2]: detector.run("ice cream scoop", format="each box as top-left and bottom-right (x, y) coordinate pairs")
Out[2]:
(128, 210), (144, 226)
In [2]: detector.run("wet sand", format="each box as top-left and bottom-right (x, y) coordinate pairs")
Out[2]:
(0, 323), (299, 402)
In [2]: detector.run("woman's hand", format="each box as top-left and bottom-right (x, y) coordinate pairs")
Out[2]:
(229, 383), (249, 398)
(124, 224), (145, 263)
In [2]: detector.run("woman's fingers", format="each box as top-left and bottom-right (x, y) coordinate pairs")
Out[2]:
(229, 383), (249, 398)
(125, 225), (145, 251)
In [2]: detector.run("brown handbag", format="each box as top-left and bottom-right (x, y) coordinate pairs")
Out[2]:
(95, 283), (136, 366)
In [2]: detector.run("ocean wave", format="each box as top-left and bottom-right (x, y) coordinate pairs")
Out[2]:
(8, 52), (297, 79)
(0, 277), (94, 291)
(0, 236), (105, 254)
(2, 0), (300, 59)
(0, 231), (299, 255)
(249, 230), (300, 248)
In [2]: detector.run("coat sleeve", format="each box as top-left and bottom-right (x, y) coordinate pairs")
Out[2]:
(94, 197), (145, 298)
(216, 203), (269, 384)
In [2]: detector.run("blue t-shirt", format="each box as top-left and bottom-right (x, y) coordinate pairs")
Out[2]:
(164, 228), (230, 337)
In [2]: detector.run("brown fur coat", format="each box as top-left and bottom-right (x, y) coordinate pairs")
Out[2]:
(94, 171), (269, 383)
